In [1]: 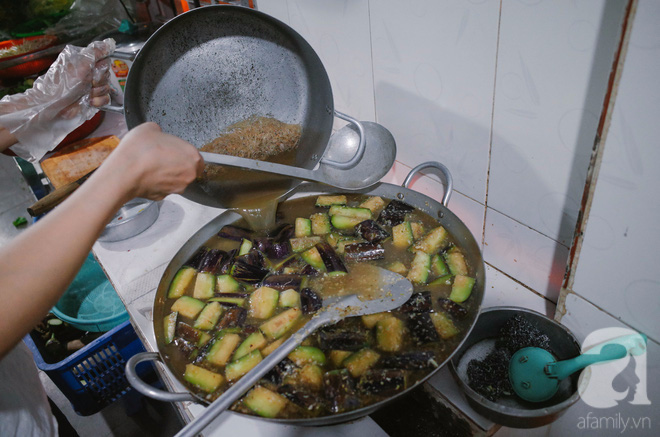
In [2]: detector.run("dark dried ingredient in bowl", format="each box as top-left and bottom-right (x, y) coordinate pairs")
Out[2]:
(467, 314), (552, 401)
(466, 348), (512, 402)
(496, 314), (552, 354)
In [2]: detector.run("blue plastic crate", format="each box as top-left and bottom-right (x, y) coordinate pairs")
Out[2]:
(24, 320), (152, 416)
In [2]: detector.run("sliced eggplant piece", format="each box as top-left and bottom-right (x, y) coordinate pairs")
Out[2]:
(300, 288), (323, 314)
(231, 256), (270, 284)
(262, 358), (296, 385)
(406, 313), (440, 344)
(357, 369), (408, 396)
(377, 200), (415, 227)
(218, 225), (253, 242)
(438, 297), (468, 319)
(379, 351), (439, 370)
(185, 247), (208, 270)
(278, 384), (324, 411)
(343, 242), (385, 262)
(323, 369), (361, 413)
(273, 223), (295, 242)
(216, 307), (247, 329)
(315, 242), (348, 273)
(399, 291), (433, 313)
(318, 328), (369, 351)
(355, 220), (390, 243)
(176, 322), (200, 343)
(217, 248), (237, 275)
(198, 249), (227, 273)
(261, 274), (302, 291)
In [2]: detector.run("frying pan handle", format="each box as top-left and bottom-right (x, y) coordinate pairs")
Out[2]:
(320, 110), (366, 169)
(402, 161), (454, 207)
(125, 352), (197, 402)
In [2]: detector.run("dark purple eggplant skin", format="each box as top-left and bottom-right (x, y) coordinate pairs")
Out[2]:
(379, 351), (438, 370)
(315, 242), (348, 273)
(216, 307), (247, 329)
(300, 288), (323, 314)
(176, 322), (200, 343)
(185, 247), (208, 270)
(355, 220), (390, 244)
(343, 243), (385, 262)
(217, 225), (253, 241)
(406, 313), (440, 344)
(324, 369), (361, 413)
(263, 358), (297, 386)
(437, 298), (468, 319)
(377, 200), (415, 227)
(253, 238), (292, 260)
(217, 249), (237, 275)
(198, 249), (227, 273)
(273, 224), (295, 242)
(399, 292), (433, 313)
(278, 384), (325, 412)
(318, 329), (369, 351)
(357, 369), (408, 396)
(231, 251), (270, 283)
(261, 274), (303, 291)
(301, 264), (322, 277)
(173, 338), (196, 358)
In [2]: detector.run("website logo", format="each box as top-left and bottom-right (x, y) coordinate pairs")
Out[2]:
(578, 327), (650, 409)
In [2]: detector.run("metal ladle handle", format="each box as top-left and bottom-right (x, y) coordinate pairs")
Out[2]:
(402, 161), (454, 207)
(320, 110), (366, 169)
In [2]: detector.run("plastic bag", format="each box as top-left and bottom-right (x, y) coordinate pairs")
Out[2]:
(0, 38), (115, 162)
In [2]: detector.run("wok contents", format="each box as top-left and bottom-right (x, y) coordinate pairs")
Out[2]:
(466, 315), (552, 402)
(162, 194), (478, 419)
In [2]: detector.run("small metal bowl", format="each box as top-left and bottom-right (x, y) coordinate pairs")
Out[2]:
(98, 198), (159, 242)
(449, 306), (581, 428)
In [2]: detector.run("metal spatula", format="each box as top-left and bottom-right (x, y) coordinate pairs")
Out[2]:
(176, 265), (413, 437)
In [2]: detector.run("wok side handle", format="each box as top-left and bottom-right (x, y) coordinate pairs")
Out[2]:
(320, 110), (366, 169)
(125, 352), (197, 402)
(402, 161), (453, 207)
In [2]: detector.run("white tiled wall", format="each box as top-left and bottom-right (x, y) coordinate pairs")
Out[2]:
(257, 1), (660, 434)
(259, 0), (626, 305)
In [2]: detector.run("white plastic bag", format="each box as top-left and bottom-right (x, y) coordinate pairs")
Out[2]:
(0, 38), (115, 162)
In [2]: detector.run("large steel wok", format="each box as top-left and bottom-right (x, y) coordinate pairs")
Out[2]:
(110, 5), (367, 208)
(126, 162), (486, 426)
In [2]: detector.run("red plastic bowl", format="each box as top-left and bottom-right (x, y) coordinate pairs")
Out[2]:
(0, 35), (58, 79)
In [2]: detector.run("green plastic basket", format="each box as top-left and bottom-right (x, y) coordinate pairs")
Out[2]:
(52, 253), (128, 332)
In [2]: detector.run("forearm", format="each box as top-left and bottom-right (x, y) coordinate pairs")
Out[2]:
(0, 166), (133, 359)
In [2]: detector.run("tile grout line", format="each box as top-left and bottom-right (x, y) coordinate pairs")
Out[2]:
(482, 0), (504, 248)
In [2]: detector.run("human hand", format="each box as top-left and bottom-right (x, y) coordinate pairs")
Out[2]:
(97, 123), (204, 201)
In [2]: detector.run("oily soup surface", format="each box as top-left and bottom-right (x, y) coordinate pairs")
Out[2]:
(161, 194), (478, 419)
